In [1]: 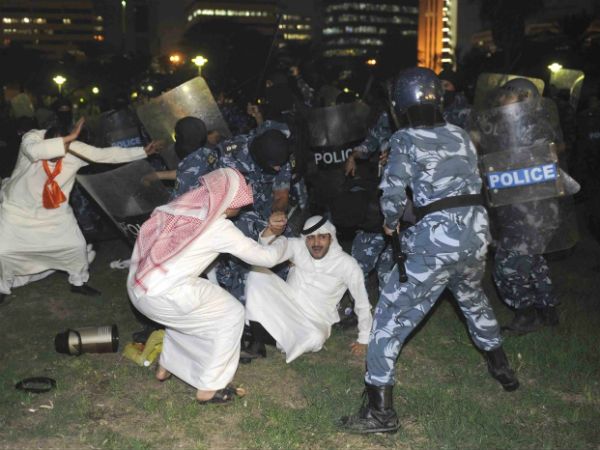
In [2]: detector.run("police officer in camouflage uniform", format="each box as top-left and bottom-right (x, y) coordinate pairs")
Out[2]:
(341, 68), (519, 435)
(484, 79), (561, 334)
(171, 117), (219, 199)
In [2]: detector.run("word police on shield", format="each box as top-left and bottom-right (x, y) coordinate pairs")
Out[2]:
(314, 148), (353, 166)
(488, 163), (558, 190)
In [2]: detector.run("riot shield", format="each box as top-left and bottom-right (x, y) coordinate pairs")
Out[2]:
(76, 160), (171, 244)
(306, 101), (370, 148)
(136, 77), (231, 146)
(96, 108), (144, 148)
(549, 68), (585, 110)
(473, 73), (545, 110)
(470, 97), (579, 252)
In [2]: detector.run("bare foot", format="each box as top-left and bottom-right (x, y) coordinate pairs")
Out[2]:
(155, 365), (171, 382)
(196, 389), (217, 402)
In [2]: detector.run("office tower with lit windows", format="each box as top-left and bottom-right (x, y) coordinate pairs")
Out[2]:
(418, 0), (457, 72)
(185, 0), (311, 43)
(0, 0), (103, 59)
(321, 0), (419, 63)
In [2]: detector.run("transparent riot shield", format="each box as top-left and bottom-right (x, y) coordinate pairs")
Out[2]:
(471, 97), (579, 252)
(473, 73), (545, 110)
(306, 101), (370, 148)
(549, 68), (585, 110)
(76, 160), (171, 244)
(136, 77), (231, 146)
(97, 108), (144, 148)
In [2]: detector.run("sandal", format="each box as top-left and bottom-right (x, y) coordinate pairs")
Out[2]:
(197, 384), (246, 404)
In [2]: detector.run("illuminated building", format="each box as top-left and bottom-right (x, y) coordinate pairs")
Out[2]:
(185, 1), (311, 43)
(186, 1), (278, 35)
(321, 1), (419, 61)
(417, 0), (457, 72)
(0, 0), (102, 59)
(280, 14), (312, 42)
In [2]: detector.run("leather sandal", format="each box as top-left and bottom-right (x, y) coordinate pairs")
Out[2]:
(197, 384), (246, 405)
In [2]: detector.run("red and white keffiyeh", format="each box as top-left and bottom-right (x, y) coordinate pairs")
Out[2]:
(133, 168), (253, 290)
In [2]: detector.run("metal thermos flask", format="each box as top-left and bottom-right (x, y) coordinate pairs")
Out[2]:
(55, 325), (119, 355)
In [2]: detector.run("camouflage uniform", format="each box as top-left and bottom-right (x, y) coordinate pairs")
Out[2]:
(171, 146), (219, 199)
(217, 120), (292, 302)
(365, 124), (502, 386)
(351, 112), (394, 291)
(442, 92), (471, 129)
(219, 120), (292, 238)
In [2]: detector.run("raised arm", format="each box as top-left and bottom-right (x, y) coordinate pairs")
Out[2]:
(213, 219), (292, 268)
(68, 140), (147, 164)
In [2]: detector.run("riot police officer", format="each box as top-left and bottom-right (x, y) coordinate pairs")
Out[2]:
(340, 68), (518, 434)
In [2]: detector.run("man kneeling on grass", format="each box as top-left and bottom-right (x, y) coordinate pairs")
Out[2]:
(127, 168), (288, 404)
(243, 214), (373, 362)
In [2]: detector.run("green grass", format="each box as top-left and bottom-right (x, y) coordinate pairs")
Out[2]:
(0, 237), (599, 449)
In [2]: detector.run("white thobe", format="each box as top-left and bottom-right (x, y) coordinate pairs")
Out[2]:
(127, 217), (288, 391)
(245, 236), (373, 363)
(0, 130), (147, 294)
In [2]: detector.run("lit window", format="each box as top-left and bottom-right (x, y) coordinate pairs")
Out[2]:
(63, 18), (72, 24)
(23, 17), (30, 23)
(2, 18), (13, 24)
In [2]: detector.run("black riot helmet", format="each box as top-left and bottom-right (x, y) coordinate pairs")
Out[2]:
(500, 78), (540, 103)
(392, 67), (445, 128)
(249, 129), (289, 175)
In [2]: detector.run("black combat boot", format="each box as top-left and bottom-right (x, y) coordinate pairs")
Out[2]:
(240, 321), (272, 363)
(536, 305), (559, 327)
(485, 347), (520, 392)
(501, 306), (541, 336)
(339, 383), (400, 434)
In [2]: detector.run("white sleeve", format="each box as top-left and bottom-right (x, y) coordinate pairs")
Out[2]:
(20, 130), (65, 162)
(213, 220), (290, 268)
(344, 258), (373, 344)
(68, 141), (146, 164)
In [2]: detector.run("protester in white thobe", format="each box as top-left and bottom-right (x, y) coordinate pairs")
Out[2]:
(0, 127), (153, 296)
(245, 216), (373, 363)
(127, 168), (288, 397)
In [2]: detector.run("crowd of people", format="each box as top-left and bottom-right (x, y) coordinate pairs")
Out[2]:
(0, 61), (598, 433)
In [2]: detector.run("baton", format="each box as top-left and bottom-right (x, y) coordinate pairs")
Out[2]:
(390, 230), (408, 283)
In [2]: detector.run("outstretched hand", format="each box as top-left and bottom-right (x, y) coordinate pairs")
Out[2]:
(268, 211), (287, 236)
(63, 117), (85, 148)
(144, 140), (163, 156)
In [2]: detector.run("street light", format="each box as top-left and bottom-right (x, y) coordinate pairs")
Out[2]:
(53, 75), (67, 95)
(366, 58), (377, 66)
(169, 53), (183, 64)
(92, 86), (100, 95)
(548, 62), (563, 73)
(191, 55), (208, 75)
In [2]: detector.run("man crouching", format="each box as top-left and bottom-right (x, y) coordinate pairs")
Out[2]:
(244, 214), (373, 362)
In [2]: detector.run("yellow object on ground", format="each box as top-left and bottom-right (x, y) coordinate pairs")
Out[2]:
(122, 330), (165, 367)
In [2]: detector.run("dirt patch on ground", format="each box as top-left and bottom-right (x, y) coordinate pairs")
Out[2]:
(46, 298), (73, 320)
(236, 357), (309, 410)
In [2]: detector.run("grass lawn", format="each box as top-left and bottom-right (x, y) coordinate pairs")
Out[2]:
(0, 234), (599, 449)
